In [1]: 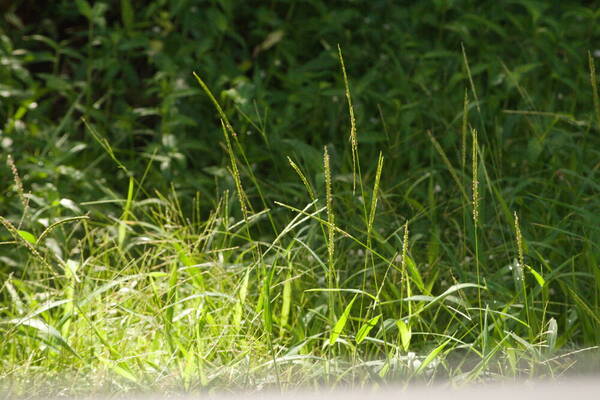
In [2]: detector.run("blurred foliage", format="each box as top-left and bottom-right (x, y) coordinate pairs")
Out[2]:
(2, 0), (599, 207)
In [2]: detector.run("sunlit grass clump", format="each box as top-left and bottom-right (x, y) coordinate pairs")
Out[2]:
(2, 50), (600, 399)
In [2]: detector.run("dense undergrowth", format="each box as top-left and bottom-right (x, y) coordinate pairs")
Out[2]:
(2, 0), (600, 397)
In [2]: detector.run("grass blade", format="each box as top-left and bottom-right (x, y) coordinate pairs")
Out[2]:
(118, 175), (134, 249)
(356, 313), (381, 344)
(415, 338), (450, 374)
(338, 45), (359, 193)
(279, 270), (293, 338)
(329, 294), (357, 346)
(396, 318), (412, 351)
(589, 51), (600, 130)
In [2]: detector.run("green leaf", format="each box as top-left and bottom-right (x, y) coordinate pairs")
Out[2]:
(405, 256), (425, 292)
(356, 313), (381, 344)
(65, 259), (80, 282)
(404, 283), (483, 318)
(118, 176), (134, 249)
(329, 294), (357, 345)
(525, 264), (545, 287)
(120, 0), (134, 31)
(396, 318), (412, 351)
(75, 0), (93, 19)
(279, 271), (292, 338)
(97, 356), (139, 384)
(59, 198), (81, 213)
(262, 268), (275, 336)
(547, 317), (558, 352)
(233, 267), (251, 330)
(17, 230), (36, 244)
(3, 317), (80, 358)
(416, 338), (450, 374)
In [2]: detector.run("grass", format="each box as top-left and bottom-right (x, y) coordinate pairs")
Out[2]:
(2, 1), (600, 397)
(2, 62), (599, 395)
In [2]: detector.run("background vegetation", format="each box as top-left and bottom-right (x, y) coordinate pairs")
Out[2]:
(1, 0), (600, 397)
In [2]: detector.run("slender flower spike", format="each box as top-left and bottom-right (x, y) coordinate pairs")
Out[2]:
(514, 211), (524, 269)
(471, 128), (479, 225)
(338, 45), (358, 193)
(323, 146), (335, 271)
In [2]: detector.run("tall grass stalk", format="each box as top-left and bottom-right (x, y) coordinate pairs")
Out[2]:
(287, 157), (317, 202)
(361, 152), (384, 351)
(401, 222), (411, 319)
(471, 128), (479, 225)
(461, 43), (481, 117)
(471, 127), (483, 351)
(367, 153), (384, 241)
(461, 90), (469, 172)
(395, 223), (412, 354)
(513, 211), (533, 340)
(338, 45), (360, 194)
(323, 145), (336, 319)
(6, 155), (27, 213)
(426, 130), (469, 203)
(193, 72), (276, 232)
(221, 120), (250, 221)
(589, 51), (600, 130)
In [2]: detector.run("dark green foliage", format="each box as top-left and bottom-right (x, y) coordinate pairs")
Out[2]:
(2, 1), (598, 204)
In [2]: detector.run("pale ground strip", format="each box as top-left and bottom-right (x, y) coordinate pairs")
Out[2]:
(60, 377), (599, 400)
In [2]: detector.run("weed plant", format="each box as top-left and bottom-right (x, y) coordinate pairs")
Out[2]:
(1, 1), (600, 397)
